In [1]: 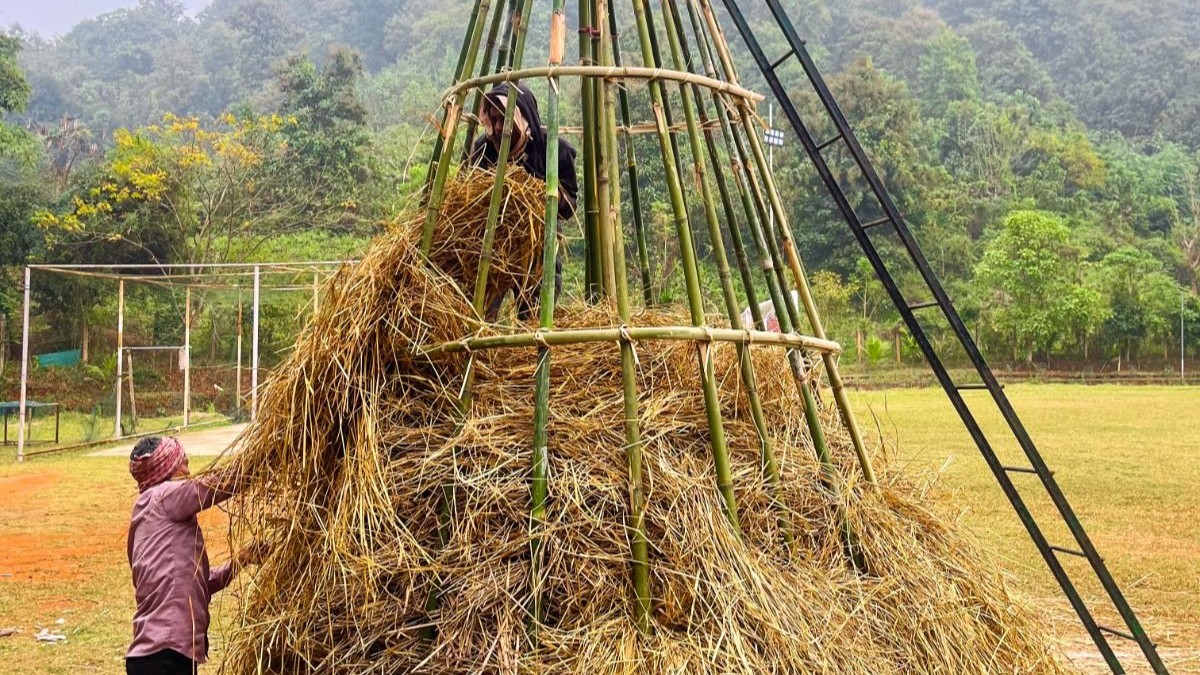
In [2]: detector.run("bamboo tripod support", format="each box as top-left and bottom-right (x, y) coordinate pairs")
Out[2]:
(418, 0), (879, 637)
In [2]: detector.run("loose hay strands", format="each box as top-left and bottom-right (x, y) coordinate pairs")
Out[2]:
(217, 172), (1073, 674)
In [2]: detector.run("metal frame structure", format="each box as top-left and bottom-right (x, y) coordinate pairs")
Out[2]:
(13, 261), (349, 461)
(716, 1), (1168, 672)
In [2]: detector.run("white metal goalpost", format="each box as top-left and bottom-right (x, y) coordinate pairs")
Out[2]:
(13, 261), (352, 461)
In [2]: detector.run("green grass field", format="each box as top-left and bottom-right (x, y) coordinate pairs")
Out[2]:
(0, 384), (1196, 673)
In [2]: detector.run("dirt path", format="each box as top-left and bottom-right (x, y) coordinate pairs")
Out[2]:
(87, 423), (248, 457)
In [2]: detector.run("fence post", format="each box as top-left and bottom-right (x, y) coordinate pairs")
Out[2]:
(114, 279), (125, 439)
(16, 267), (32, 462)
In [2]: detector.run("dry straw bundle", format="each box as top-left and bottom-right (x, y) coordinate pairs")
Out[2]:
(218, 171), (1071, 674)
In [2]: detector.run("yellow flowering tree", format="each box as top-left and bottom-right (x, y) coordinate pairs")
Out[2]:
(36, 112), (332, 266)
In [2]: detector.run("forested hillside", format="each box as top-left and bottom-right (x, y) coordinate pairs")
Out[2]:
(2, 0), (1198, 371)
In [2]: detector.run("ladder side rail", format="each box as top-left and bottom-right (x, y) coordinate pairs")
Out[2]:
(762, 5), (1166, 667)
(715, 1), (1125, 670)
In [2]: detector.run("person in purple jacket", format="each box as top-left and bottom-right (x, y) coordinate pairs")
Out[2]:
(124, 436), (258, 674)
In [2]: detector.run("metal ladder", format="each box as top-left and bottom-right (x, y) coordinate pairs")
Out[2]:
(717, 1), (1169, 672)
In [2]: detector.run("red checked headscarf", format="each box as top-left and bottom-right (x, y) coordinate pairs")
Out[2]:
(129, 437), (187, 492)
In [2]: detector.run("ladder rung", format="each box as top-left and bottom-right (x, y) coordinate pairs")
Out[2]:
(860, 216), (892, 231)
(769, 48), (795, 71)
(1098, 625), (1138, 642)
(907, 300), (940, 311)
(955, 383), (1004, 391)
(1050, 545), (1088, 558)
(815, 133), (843, 152)
(1002, 465), (1039, 475)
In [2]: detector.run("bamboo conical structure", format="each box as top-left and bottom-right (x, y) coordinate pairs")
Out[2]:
(415, 0), (882, 632)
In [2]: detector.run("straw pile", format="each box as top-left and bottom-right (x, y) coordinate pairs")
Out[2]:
(218, 170), (1071, 674)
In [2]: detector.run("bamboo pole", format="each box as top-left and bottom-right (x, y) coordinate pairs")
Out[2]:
(605, 2), (654, 306)
(183, 287), (191, 428)
(251, 266), (260, 422)
(445, 66), (763, 103)
(236, 295), (243, 417)
(593, 0), (617, 299)
(461, 0), (513, 161)
(420, 0), (494, 253)
(423, 325), (841, 355)
(126, 350), (139, 433)
(579, 0), (601, 301)
(470, 0), (541, 315)
(597, 0), (651, 631)
(16, 267), (31, 462)
(660, 0), (793, 546)
(115, 279), (125, 439)
(528, 0), (568, 629)
(696, 0), (876, 486)
(630, 0), (741, 535)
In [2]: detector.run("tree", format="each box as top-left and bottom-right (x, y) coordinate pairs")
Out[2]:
(1094, 246), (1187, 364)
(275, 48), (373, 222)
(0, 34), (31, 114)
(35, 113), (320, 267)
(974, 210), (1107, 363)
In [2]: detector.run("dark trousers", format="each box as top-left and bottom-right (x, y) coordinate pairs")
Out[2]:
(126, 650), (196, 675)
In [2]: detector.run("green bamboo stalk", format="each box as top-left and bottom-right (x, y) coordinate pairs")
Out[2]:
(421, 325), (842, 354)
(658, 0), (793, 546)
(595, 0), (652, 632)
(683, 0), (840, 491)
(579, 0), (601, 301)
(460, 0), (510, 162)
(495, 0), (519, 70)
(593, 8), (617, 298)
(630, 0), (740, 535)
(529, 0), (568, 629)
(605, 3), (654, 306)
(695, 0), (876, 487)
(692, 0), (867, 569)
(424, 0), (486, 194)
(740, 108), (877, 486)
(470, 0), (543, 315)
(416, 0), (491, 641)
(420, 0), (494, 254)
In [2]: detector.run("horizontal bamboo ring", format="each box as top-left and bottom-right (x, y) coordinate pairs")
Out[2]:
(443, 66), (765, 104)
(420, 325), (840, 356)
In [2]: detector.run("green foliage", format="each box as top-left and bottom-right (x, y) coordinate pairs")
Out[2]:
(0, 34), (31, 114)
(276, 48), (373, 215)
(974, 211), (1108, 362)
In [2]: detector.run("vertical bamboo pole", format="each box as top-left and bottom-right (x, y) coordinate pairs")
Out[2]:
(126, 351), (139, 433)
(470, 0), (541, 314)
(631, 0), (740, 534)
(529, 0), (568, 629)
(312, 272), (320, 314)
(251, 266), (260, 422)
(115, 279), (125, 439)
(420, 0), (494, 253)
(183, 287), (191, 428)
(461, 0), (513, 160)
(579, 0), (601, 301)
(16, 267), (31, 462)
(697, 0), (876, 486)
(658, 0), (792, 544)
(598, 0), (651, 630)
(236, 295), (243, 417)
(592, 1), (616, 298)
(605, 3), (654, 306)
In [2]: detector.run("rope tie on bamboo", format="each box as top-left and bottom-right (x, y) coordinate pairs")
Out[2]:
(698, 326), (716, 372)
(618, 325), (641, 367)
(533, 329), (551, 350)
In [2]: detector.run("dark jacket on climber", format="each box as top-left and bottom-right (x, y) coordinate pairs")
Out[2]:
(468, 83), (578, 321)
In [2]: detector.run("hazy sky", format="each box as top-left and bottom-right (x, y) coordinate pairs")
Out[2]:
(0, 0), (211, 37)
